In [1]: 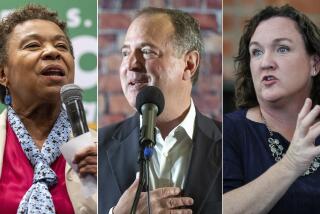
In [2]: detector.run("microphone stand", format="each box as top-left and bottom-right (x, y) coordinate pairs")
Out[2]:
(130, 131), (155, 214)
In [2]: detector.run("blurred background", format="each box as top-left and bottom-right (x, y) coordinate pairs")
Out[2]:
(0, 0), (97, 128)
(223, 0), (320, 114)
(98, 0), (222, 128)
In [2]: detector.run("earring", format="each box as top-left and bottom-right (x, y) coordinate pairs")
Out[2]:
(311, 68), (317, 76)
(4, 87), (11, 105)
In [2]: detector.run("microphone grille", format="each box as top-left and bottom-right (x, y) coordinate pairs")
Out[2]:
(136, 86), (165, 116)
(60, 84), (83, 104)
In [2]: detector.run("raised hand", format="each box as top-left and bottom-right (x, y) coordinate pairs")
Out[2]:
(283, 98), (320, 175)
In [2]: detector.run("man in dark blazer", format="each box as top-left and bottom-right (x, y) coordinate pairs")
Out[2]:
(99, 7), (221, 214)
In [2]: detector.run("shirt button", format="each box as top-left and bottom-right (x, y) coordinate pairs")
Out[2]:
(163, 152), (168, 157)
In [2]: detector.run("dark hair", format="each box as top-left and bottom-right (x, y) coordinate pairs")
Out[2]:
(135, 7), (204, 84)
(0, 4), (74, 103)
(234, 4), (320, 108)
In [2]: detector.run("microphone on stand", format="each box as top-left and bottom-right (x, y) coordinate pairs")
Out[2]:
(131, 86), (165, 214)
(60, 84), (89, 137)
(136, 86), (165, 148)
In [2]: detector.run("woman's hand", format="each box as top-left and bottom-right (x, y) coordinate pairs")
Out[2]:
(224, 98), (320, 214)
(73, 144), (97, 177)
(284, 98), (320, 175)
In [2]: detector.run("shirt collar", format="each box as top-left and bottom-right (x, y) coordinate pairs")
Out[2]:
(176, 99), (196, 140)
(139, 99), (196, 141)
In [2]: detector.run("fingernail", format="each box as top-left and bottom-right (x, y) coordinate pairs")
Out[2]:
(189, 198), (194, 204)
(174, 188), (181, 194)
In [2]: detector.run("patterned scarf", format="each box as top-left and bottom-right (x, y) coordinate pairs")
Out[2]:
(7, 106), (71, 214)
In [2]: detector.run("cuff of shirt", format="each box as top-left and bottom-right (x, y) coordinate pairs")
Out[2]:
(108, 207), (114, 214)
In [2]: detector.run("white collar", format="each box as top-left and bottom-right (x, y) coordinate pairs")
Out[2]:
(174, 99), (196, 140)
(139, 99), (196, 140)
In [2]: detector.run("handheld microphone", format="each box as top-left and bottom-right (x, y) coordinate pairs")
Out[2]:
(136, 86), (165, 147)
(60, 84), (89, 137)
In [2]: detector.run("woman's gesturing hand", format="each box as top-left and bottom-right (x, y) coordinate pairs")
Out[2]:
(284, 98), (320, 175)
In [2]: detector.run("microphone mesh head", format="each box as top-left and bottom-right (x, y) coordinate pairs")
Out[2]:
(136, 86), (165, 116)
(60, 84), (83, 104)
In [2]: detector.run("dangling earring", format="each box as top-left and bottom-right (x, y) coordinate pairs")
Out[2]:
(314, 71), (318, 76)
(4, 87), (11, 105)
(312, 68), (317, 76)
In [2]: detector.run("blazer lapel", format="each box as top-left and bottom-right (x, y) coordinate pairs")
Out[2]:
(0, 109), (7, 178)
(184, 111), (222, 213)
(107, 113), (140, 193)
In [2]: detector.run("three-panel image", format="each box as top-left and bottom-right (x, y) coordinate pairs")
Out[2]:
(0, 0), (319, 213)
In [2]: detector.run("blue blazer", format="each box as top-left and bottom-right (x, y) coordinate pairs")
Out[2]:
(98, 110), (221, 214)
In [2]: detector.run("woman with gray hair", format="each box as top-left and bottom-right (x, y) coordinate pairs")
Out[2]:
(0, 4), (97, 214)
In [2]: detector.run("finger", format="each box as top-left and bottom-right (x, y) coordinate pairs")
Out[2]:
(77, 156), (97, 169)
(306, 121), (320, 141)
(168, 209), (193, 214)
(310, 120), (320, 130)
(73, 145), (97, 164)
(128, 175), (140, 192)
(154, 187), (181, 198)
(165, 197), (194, 209)
(298, 105), (320, 135)
(78, 165), (97, 177)
(297, 98), (312, 122)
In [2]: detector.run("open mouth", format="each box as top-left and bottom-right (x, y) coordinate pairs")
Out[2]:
(262, 75), (276, 81)
(41, 65), (65, 77)
(129, 79), (148, 86)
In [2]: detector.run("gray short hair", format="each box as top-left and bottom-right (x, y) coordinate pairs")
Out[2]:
(135, 7), (204, 84)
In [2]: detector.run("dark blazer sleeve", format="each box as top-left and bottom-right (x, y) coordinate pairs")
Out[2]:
(98, 116), (140, 213)
(98, 125), (121, 213)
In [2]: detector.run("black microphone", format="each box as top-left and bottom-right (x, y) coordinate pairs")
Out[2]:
(136, 86), (165, 146)
(131, 86), (165, 214)
(60, 84), (89, 137)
